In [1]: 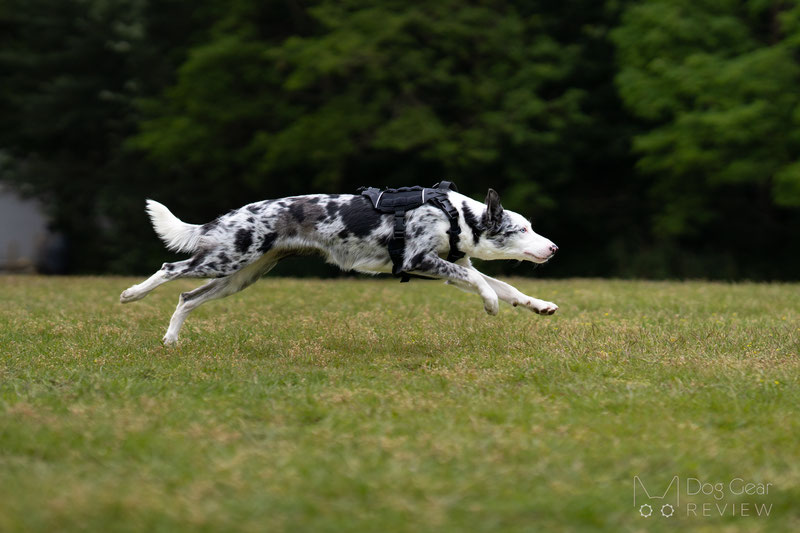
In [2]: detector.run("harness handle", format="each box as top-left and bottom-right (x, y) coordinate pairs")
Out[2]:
(433, 181), (458, 192)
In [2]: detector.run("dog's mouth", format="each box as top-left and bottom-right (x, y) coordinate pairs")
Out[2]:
(523, 251), (551, 263)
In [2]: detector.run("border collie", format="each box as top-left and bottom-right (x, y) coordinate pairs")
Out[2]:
(120, 188), (558, 344)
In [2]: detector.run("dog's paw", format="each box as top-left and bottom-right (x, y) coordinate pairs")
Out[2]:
(119, 287), (145, 304)
(484, 297), (500, 316)
(516, 298), (558, 316)
(534, 300), (558, 315)
(162, 333), (179, 346)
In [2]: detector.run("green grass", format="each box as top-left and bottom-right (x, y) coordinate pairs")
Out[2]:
(1, 275), (799, 532)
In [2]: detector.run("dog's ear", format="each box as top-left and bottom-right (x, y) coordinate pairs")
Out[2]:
(482, 188), (504, 230)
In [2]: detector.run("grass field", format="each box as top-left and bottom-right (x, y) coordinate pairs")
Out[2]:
(1, 275), (799, 532)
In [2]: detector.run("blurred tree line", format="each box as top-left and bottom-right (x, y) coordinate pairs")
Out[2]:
(1, 0), (799, 278)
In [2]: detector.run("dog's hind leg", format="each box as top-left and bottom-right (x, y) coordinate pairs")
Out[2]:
(120, 265), (177, 303)
(162, 256), (277, 345)
(120, 250), (237, 303)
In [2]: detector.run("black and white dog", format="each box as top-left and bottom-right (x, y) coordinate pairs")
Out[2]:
(120, 188), (559, 344)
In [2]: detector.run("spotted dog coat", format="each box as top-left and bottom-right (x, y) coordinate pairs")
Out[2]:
(120, 189), (559, 344)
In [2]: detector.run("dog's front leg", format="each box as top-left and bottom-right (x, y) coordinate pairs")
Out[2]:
(449, 259), (558, 315)
(407, 253), (499, 315)
(478, 272), (558, 315)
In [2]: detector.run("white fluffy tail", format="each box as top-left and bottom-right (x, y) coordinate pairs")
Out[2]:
(145, 199), (202, 253)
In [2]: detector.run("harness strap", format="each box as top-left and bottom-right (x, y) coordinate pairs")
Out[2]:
(389, 209), (408, 281)
(359, 182), (463, 282)
(429, 196), (465, 264)
(393, 209), (406, 241)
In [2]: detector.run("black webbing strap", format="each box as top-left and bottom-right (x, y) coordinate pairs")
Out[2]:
(429, 195), (464, 264)
(358, 182), (463, 282)
(388, 207), (439, 282)
(359, 181), (466, 282)
(389, 209), (406, 278)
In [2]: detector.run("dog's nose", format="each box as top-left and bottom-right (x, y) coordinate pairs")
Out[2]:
(549, 244), (558, 255)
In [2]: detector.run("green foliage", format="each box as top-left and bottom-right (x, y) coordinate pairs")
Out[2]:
(613, 0), (800, 237)
(1, 0), (800, 277)
(132, 1), (588, 211)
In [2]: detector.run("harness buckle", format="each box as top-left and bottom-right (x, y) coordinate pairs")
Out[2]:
(393, 210), (405, 240)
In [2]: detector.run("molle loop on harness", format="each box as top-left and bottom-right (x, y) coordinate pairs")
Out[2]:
(359, 182), (463, 282)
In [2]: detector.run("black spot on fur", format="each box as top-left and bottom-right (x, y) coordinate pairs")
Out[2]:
(462, 201), (483, 244)
(408, 252), (450, 276)
(218, 253), (231, 265)
(259, 233), (277, 253)
(410, 251), (427, 267)
(247, 216), (255, 223)
(340, 196), (383, 238)
(188, 250), (208, 269)
(338, 229), (349, 239)
(288, 202), (306, 223)
(487, 219), (517, 245)
(289, 199), (325, 230)
(234, 228), (253, 253)
(326, 202), (340, 218)
(247, 204), (260, 214)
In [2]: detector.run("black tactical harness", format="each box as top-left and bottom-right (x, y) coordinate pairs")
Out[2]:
(359, 181), (465, 282)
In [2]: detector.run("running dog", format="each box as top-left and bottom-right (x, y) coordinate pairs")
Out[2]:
(120, 188), (559, 344)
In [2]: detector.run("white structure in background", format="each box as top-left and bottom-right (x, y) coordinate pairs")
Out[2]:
(0, 183), (49, 272)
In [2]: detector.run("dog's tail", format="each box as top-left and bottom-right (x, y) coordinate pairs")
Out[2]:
(145, 199), (203, 253)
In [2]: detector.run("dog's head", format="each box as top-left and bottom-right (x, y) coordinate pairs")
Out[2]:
(470, 189), (557, 263)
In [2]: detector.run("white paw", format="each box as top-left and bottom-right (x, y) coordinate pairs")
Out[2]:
(162, 333), (179, 346)
(484, 297), (500, 316)
(516, 298), (558, 316)
(119, 287), (145, 304)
